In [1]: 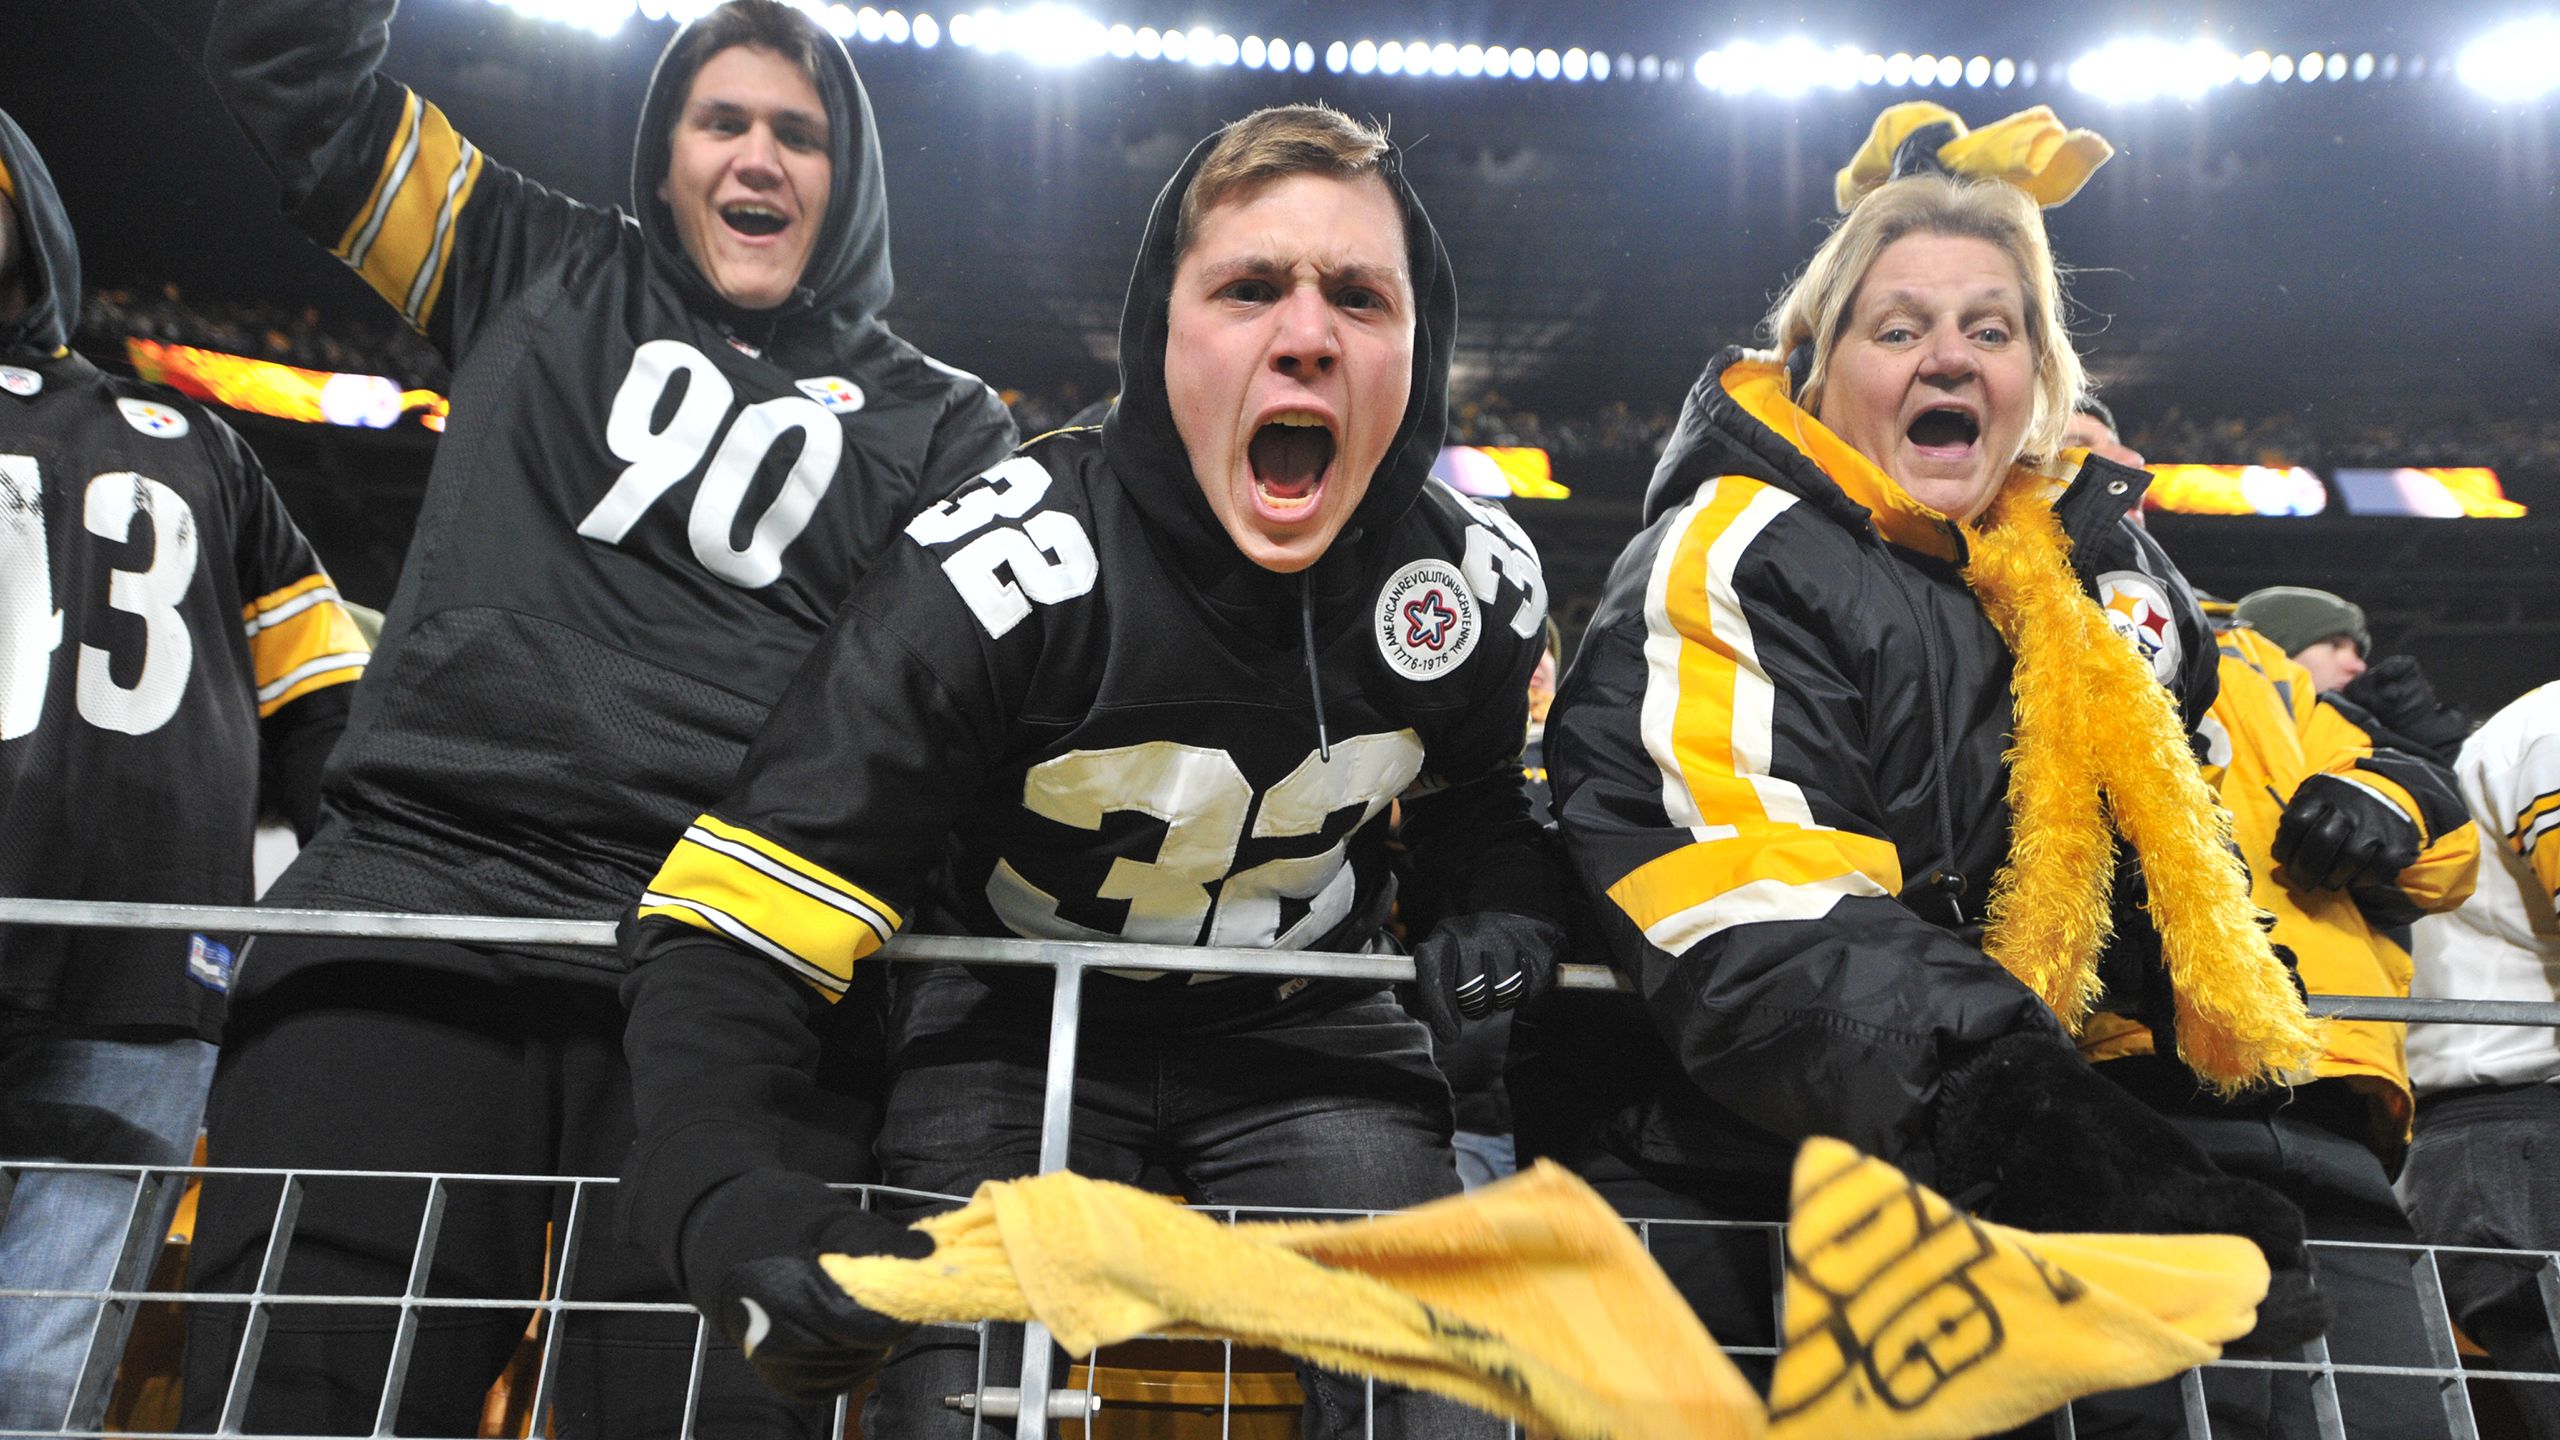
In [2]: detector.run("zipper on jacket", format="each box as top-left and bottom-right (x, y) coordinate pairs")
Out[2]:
(1883, 547), (1968, 927)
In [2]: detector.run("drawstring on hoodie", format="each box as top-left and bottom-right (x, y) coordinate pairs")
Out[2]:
(1299, 570), (1332, 762)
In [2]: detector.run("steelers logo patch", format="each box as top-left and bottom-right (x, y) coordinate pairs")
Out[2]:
(1375, 559), (1479, 681)
(2097, 571), (2181, 684)
(794, 375), (866, 413)
(116, 398), (191, 440)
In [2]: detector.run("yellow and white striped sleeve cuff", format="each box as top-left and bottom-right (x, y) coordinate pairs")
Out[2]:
(2514, 787), (2560, 901)
(241, 575), (369, 717)
(637, 814), (903, 1002)
(333, 88), (484, 332)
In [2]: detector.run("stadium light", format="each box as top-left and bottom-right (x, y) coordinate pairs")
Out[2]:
(2068, 37), (2240, 101)
(1698, 37), (1860, 96)
(2458, 15), (2560, 101)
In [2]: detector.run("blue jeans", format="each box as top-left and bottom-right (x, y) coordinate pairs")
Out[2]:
(0, 1030), (215, 1433)
(2402, 1083), (2560, 1440)
(1451, 1131), (1517, 1191)
(865, 964), (1495, 1439)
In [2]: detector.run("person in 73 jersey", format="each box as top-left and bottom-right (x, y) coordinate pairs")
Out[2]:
(0, 106), (368, 1436)
(618, 105), (1564, 1437)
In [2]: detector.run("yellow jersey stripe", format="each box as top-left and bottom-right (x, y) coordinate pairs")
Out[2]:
(688, 814), (905, 933)
(242, 579), (370, 717)
(2524, 816), (2560, 900)
(2512, 787), (2560, 849)
(332, 89), (483, 331)
(641, 822), (896, 992)
(636, 895), (853, 1000)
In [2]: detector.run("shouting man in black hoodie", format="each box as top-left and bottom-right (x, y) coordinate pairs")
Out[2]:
(619, 105), (1561, 1436)
(0, 106), (366, 1437)
(182, 2), (1014, 1435)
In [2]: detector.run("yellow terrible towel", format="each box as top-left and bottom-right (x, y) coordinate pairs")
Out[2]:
(823, 1144), (2272, 1440)
(824, 1160), (1764, 1440)
(1769, 1138), (2267, 1440)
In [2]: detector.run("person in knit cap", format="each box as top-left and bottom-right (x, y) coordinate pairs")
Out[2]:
(2236, 586), (2373, 693)
(1523, 101), (2332, 1412)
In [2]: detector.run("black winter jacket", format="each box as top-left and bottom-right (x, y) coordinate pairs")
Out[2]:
(1520, 348), (2216, 1195)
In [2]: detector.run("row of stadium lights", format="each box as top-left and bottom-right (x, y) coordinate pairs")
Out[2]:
(494, 1), (2560, 103)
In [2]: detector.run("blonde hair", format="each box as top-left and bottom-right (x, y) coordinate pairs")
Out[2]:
(1766, 173), (2084, 472)
(1175, 104), (1394, 259)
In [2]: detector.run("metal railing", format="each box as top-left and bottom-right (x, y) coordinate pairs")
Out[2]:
(6, 896), (2560, 1440)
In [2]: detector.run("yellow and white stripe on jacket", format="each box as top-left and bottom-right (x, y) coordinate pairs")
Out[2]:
(637, 814), (904, 1001)
(1602, 475), (1904, 955)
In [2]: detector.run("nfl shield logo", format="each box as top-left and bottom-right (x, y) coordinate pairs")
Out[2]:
(795, 376), (866, 414)
(117, 398), (191, 439)
(0, 365), (40, 398)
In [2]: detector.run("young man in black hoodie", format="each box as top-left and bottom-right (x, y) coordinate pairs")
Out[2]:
(619, 105), (1561, 1437)
(181, 2), (1014, 1434)
(0, 107), (367, 1435)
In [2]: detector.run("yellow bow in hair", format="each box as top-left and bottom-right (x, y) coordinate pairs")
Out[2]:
(1835, 100), (2115, 211)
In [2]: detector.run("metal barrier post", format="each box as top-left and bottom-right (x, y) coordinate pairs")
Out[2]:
(1013, 945), (1089, 1440)
(63, 1166), (171, 1428)
(2411, 1245), (2483, 1440)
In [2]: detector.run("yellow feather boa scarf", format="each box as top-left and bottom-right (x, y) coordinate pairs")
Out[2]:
(1962, 480), (2323, 1092)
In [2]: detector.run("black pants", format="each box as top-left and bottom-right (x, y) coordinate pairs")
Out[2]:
(2060, 1104), (2455, 1440)
(180, 953), (853, 1437)
(863, 965), (1497, 1439)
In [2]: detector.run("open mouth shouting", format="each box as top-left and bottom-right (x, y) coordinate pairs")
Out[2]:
(721, 201), (792, 239)
(1905, 403), (1982, 459)
(1246, 409), (1339, 522)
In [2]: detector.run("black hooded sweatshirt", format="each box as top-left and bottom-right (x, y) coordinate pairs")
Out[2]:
(614, 127), (1561, 1301)
(0, 106), (366, 1036)
(204, 0), (1016, 989)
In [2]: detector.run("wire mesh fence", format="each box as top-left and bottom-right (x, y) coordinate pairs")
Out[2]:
(7, 899), (2560, 1439)
(8, 1157), (2560, 1439)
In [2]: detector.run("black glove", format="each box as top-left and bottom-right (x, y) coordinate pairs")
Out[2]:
(1403, 909), (1565, 1047)
(682, 1170), (935, 1398)
(1934, 1034), (2331, 1356)
(2342, 655), (2471, 766)
(2273, 772), (2419, 891)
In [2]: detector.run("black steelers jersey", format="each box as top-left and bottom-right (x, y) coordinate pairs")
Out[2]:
(628, 429), (1555, 1006)
(208, 0), (1017, 980)
(0, 354), (367, 1033)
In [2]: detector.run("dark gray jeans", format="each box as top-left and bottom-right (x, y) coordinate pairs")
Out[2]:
(2403, 1082), (2560, 1440)
(863, 964), (1497, 1439)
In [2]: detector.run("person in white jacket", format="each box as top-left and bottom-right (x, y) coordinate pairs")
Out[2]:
(2403, 681), (2560, 1438)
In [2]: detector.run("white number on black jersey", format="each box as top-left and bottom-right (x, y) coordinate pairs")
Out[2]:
(0, 456), (202, 739)
(578, 339), (844, 589)
(983, 731), (1425, 949)
(905, 457), (1098, 638)
(1456, 498), (1549, 641)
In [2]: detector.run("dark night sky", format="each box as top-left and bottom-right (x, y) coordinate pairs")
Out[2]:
(11, 0), (2559, 423)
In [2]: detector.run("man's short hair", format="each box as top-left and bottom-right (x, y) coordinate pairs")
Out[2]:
(663, 0), (825, 129)
(1174, 105), (1395, 259)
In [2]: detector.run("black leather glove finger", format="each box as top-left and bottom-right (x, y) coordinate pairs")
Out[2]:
(1404, 910), (1565, 1047)
(2272, 773), (2418, 891)
(715, 1205), (930, 1399)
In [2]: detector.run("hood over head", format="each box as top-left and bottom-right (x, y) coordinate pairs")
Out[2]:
(630, 3), (891, 336)
(1101, 120), (1458, 591)
(0, 106), (80, 360)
